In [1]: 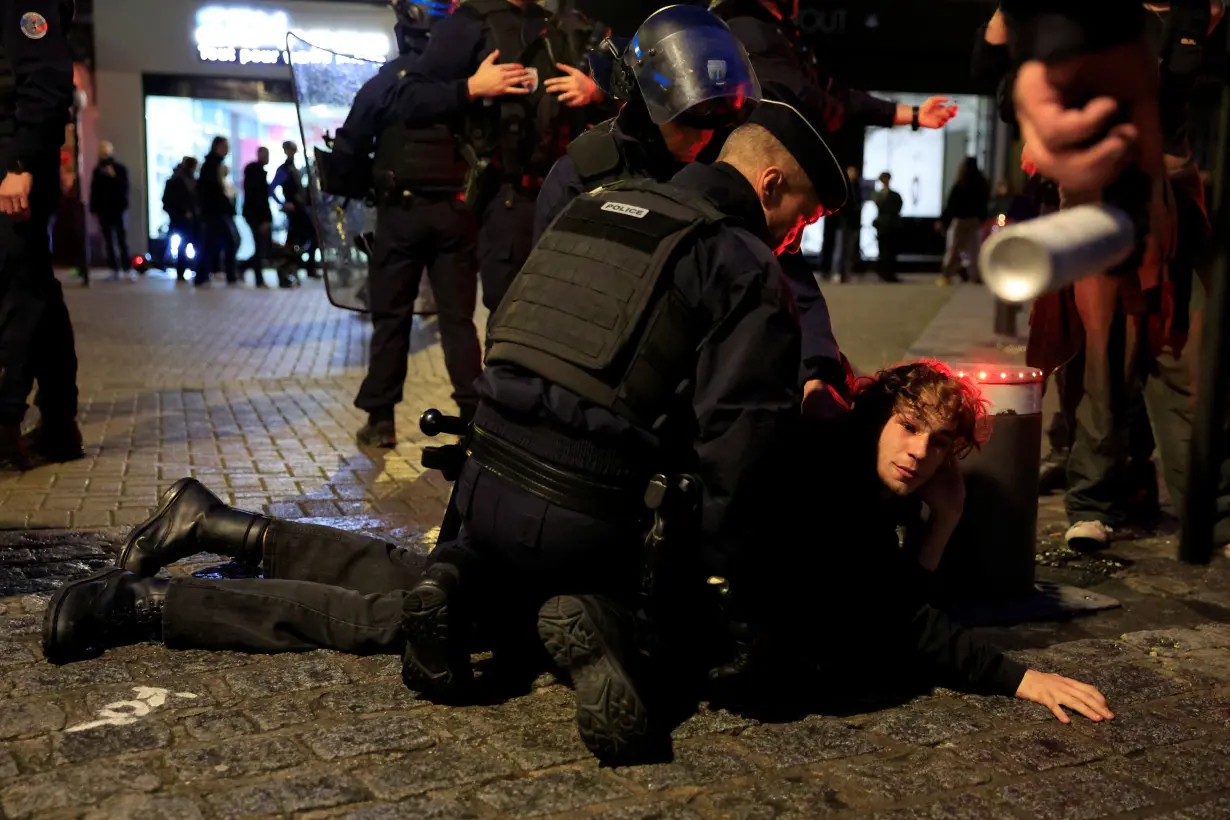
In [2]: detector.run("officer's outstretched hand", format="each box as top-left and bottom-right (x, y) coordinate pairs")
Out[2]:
(468, 50), (533, 100)
(0, 172), (32, 221)
(1015, 669), (1115, 724)
(918, 97), (958, 129)
(545, 63), (602, 108)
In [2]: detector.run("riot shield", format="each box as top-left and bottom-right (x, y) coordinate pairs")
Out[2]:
(286, 33), (437, 315)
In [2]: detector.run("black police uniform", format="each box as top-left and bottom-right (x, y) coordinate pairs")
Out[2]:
(390, 0), (580, 312)
(0, 0), (79, 468)
(400, 101), (844, 725)
(337, 11), (483, 432)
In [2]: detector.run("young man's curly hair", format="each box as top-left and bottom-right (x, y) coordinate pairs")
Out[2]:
(850, 360), (989, 458)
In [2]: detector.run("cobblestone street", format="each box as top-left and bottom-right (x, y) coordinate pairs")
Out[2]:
(3, 273), (1230, 819)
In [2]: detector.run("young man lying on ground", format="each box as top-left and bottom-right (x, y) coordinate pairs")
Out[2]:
(39, 361), (1112, 765)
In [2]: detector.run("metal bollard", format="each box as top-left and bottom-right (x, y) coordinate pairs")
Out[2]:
(932, 365), (1045, 604)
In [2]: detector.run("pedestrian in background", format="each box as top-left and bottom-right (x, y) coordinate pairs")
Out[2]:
(89, 140), (131, 281)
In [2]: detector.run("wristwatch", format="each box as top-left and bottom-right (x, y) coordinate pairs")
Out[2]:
(911, 105), (921, 131)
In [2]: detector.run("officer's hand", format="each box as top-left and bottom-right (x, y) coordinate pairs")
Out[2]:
(802, 379), (851, 421)
(918, 97), (958, 129)
(545, 63), (601, 108)
(1014, 40), (1162, 195)
(0, 172), (32, 221)
(468, 50), (532, 100)
(1015, 669), (1115, 724)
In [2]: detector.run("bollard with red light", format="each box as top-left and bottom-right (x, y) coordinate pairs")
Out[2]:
(919, 364), (1120, 624)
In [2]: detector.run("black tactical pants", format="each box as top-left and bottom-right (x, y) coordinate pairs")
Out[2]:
(97, 213), (130, 273)
(198, 216), (237, 284)
(244, 217), (273, 286)
(430, 458), (646, 644)
(355, 198), (482, 417)
(477, 188), (536, 313)
(0, 162), (79, 426)
(162, 519), (427, 654)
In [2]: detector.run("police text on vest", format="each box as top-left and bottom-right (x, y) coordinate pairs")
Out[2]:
(601, 202), (650, 219)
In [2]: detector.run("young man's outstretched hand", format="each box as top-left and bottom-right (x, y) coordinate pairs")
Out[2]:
(1016, 669), (1115, 723)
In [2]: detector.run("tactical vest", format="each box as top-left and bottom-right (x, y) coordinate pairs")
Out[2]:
(0, 44), (16, 139)
(459, 0), (577, 187)
(565, 119), (634, 193)
(373, 121), (468, 195)
(485, 180), (728, 434)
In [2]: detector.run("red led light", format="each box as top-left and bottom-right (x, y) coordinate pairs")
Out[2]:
(955, 365), (1046, 385)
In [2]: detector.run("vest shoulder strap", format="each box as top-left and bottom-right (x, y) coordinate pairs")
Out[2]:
(566, 121), (627, 190)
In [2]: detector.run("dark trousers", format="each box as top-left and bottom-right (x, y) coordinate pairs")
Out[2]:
(431, 458), (646, 641)
(244, 217), (273, 286)
(167, 219), (195, 279)
(162, 519), (428, 654)
(478, 189), (536, 312)
(97, 214), (130, 273)
(198, 216), (238, 284)
(0, 170), (79, 426)
(355, 198), (481, 416)
(833, 223), (860, 281)
(876, 230), (900, 282)
(283, 209), (317, 279)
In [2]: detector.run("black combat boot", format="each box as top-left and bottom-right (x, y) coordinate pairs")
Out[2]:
(42, 569), (170, 664)
(0, 424), (32, 472)
(537, 595), (668, 766)
(401, 562), (473, 701)
(118, 478), (271, 576)
(356, 413), (396, 448)
(22, 418), (85, 463)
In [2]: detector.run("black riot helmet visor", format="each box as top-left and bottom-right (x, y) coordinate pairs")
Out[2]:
(624, 5), (761, 126)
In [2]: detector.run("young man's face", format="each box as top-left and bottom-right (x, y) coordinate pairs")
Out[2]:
(876, 410), (958, 496)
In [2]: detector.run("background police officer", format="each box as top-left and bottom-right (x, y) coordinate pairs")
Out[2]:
(400, 96), (848, 764)
(333, 0), (485, 447)
(391, 0), (599, 313)
(0, 0), (81, 470)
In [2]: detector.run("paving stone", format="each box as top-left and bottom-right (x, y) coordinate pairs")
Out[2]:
(671, 707), (757, 739)
(8, 659), (132, 696)
(181, 709), (257, 741)
(83, 794), (207, 820)
(736, 718), (886, 767)
(0, 745), (18, 777)
(355, 742), (519, 799)
(831, 750), (995, 804)
(587, 804), (709, 820)
(303, 715), (436, 760)
(343, 796), (480, 820)
(171, 733), (307, 781)
(53, 718), (171, 765)
(475, 768), (633, 816)
(1119, 628), (1230, 657)
(0, 616), (41, 638)
(867, 794), (1018, 820)
(223, 653), (350, 697)
(855, 701), (994, 746)
(316, 679), (427, 716)
(206, 770), (368, 819)
(1096, 740), (1230, 800)
(243, 693), (321, 730)
(1073, 706), (1207, 753)
(1147, 795), (1230, 819)
(950, 723), (1110, 774)
(83, 679), (215, 713)
(485, 719), (592, 769)
(0, 755), (163, 819)
(617, 739), (757, 791)
(126, 648), (252, 678)
(961, 692), (1053, 725)
(994, 765), (1155, 819)
(0, 700), (65, 739)
(704, 775), (850, 818)
(1084, 662), (1193, 706)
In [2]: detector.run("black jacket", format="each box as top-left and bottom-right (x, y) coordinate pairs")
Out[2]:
(197, 153), (231, 220)
(241, 161), (272, 223)
(89, 158), (129, 217)
(162, 168), (197, 223)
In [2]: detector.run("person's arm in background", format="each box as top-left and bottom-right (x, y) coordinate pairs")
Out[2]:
(268, 165), (287, 207)
(0, 0), (74, 218)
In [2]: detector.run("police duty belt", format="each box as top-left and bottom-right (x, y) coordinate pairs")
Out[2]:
(466, 426), (647, 521)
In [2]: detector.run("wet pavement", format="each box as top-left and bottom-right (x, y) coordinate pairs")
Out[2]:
(3, 273), (1230, 819)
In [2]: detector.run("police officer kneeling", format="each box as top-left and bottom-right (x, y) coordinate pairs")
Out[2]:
(401, 97), (846, 765)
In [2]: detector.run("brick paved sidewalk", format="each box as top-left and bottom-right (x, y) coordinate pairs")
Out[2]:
(4, 274), (1230, 818)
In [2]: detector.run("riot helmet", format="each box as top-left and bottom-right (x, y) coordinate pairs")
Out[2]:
(391, 0), (455, 53)
(617, 5), (760, 126)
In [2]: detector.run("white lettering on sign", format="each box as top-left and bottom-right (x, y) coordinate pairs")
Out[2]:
(194, 5), (392, 64)
(601, 202), (650, 219)
(794, 9), (848, 35)
(64, 686), (198, 733)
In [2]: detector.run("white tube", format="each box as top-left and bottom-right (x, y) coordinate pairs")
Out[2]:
(979, 204), (1136, 303)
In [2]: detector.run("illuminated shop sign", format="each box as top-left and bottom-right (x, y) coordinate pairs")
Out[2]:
(194, 5), (392, 65)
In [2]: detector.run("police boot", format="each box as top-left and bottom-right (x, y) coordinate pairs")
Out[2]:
(356, 413), (396, 448)
(22, 419), (85, 464)
(42, 569), (170, 664)
(401, 562), (473, 701)
(118, 478), (270, 576)
(0, 424), (32, 472)
(1038, 447), (1069, 495)
(538, 595), (669, 766)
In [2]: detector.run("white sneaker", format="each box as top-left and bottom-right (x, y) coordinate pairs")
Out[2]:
(1065, 520), (1113, 552)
